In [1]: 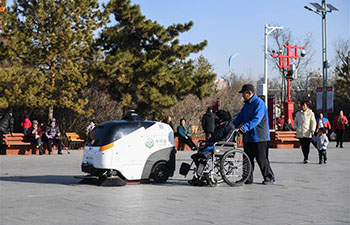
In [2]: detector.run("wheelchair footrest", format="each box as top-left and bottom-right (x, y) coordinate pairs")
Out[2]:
(179, 163), (191, 176)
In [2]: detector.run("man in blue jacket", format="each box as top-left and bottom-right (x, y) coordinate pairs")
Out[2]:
(233, 84), (275, 185)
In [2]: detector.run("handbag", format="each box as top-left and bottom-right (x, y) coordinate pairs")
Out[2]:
(330, 132), (336, 141)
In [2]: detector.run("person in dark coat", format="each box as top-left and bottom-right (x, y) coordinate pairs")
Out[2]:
(162, 115), (174, 131)
(45, 118), (62, 155)
(0, 109), (15, 135)
(201, 107), (216, 140)
(207, 110), (235, 144)
(283, 118), (295, 131)
(189, 109), (235, 186)
(0, 109), (15, 147)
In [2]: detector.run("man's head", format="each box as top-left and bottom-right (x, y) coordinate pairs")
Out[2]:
(281, 114), (285, 119)
(239, 84), (255, 101)
(50, 118), (56, 126)
(319, 112), (323, 119)
(301, 101), (309, 111)
(7, 108), (13, 117)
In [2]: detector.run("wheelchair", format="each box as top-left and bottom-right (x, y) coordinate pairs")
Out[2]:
(179, 131), (252, 187)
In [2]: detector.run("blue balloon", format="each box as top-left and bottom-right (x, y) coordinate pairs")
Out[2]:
(228, 53), (240, 67)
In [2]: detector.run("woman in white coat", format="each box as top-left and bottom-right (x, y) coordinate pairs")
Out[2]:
(294, 101), (316, 164)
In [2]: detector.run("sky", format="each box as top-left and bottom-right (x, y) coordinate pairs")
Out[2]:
(125, 0), (349, 81)
(6, 0), (350, 81)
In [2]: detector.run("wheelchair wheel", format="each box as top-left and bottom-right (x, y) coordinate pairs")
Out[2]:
(220, 149), (252, 187)
(213, 156), (223, 183)
(204, 173), (217, 187)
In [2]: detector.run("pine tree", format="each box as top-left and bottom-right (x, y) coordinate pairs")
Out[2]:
(0, 0), (105, 119)
(95, 0), (216, 118)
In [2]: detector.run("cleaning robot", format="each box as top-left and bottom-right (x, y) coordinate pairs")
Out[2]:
(79, 111), (176, 186)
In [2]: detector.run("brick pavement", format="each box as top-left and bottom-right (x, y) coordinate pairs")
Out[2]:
(0, 143), (349, 225)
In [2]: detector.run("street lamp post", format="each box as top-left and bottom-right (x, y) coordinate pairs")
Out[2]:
(264, 24), (283, 107)
(304, 1), (338, 118)
(271, 43), (306, 126)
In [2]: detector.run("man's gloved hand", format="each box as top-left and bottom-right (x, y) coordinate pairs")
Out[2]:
(238, 126), (245, 134)
(234, 126), (245, 135)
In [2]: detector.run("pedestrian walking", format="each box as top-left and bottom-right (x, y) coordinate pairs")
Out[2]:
(294, 101), (316, 163)
(312, 128), (329, 164)
(316, 112), (331, 134)
(201, 107), (216, 140)
(332, 110), (348, 148)
(232, 84), (275, 185)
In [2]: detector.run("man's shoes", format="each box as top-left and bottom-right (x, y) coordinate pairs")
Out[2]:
(244, 181), (253, 185)
(262, 180), (275, 185)
(319, 160), (323, 164)
(48, 151), (51, 155)
(340, 146), (343, 148)
(58, 151), (62, 155)
(303, 160), (310, 164)
(336, 144), (339, 147)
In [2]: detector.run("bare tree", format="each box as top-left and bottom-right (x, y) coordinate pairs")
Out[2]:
(268, 24), (314, 107)
(333, 39), (350, 114)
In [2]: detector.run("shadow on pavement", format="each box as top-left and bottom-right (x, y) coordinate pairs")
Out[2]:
(0, 175), (80, 185)
(270, 161), (305, 164)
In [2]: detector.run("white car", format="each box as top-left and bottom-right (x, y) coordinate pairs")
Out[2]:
(81, 112), (176, 186)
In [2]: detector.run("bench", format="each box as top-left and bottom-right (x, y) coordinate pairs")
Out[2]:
(0, 133), (54, 155)
(269, 131), (300, 148)
(65, 132), (85, 150)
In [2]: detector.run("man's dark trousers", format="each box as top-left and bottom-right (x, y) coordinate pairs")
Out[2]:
(244, 141), (274, 183)
(47, 139), (62, 154)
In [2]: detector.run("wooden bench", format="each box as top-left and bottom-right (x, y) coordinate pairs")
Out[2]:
(0, 133), (54, 155)
(269, 131), (300, 148)
(65, 132), (85, 150)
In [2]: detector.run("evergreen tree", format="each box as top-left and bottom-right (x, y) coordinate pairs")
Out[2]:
(95, 0), (216, 118)
(0, 0), (105, 119)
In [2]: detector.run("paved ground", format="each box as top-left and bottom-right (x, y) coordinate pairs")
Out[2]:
(0, 143), (349, 225)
